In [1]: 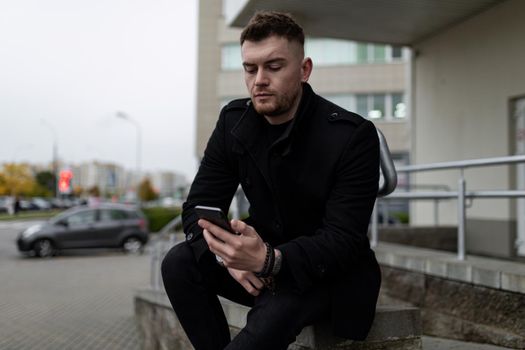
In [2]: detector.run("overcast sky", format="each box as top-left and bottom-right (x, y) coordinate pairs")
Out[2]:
(0, 0), (198, 180)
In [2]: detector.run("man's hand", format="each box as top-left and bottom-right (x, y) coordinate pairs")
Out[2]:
(227, 267), (264, 296)
(199, 219), (266, 272)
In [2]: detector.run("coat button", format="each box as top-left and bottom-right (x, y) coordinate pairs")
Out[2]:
(186, 232), (194, 241)
(328, 112), (338, 121)
(274, 221), (282, 230)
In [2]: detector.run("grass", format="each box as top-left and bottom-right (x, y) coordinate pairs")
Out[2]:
(0, 209), (63, 221)
(141, 206), (182, 232)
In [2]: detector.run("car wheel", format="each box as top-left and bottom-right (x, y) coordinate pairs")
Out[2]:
(34, 239), (54, 258)
(122, 237), (144, 254)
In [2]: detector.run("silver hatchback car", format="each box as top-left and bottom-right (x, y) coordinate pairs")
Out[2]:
(17, 203), (149, 257)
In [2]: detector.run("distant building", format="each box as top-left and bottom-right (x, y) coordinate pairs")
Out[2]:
(149, 171), (188, 198)
(70, 161), (126, 197)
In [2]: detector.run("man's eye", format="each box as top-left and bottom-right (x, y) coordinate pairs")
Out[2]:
(268, 65), (281, 71)
(244, 67), (257, 74)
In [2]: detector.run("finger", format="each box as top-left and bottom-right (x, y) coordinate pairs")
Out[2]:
(199, 219), (236, 244)
(203, 229), (228, 256)
(231, 220), (254, 237)
(247, 274), (264, 290)
(242, 280), (260, 296)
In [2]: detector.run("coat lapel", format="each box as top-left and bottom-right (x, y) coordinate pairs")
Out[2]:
(230, 101), (273, 190)
(230, 83), (318, 188)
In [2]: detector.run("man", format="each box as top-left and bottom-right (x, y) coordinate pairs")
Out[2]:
(162, 11), (380, 350)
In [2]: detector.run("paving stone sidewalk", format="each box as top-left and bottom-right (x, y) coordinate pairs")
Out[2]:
(0, 224), (150, 350)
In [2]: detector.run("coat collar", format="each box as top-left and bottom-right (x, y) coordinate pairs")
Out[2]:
(231, 83), (317, 157)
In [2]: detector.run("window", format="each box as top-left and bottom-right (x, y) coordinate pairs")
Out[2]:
(356, 43), (368, 63)
(391, 93), (407, 118)
(370, 94), (386, 119)
(66, 210), (96, 226)
(356, 94), (369, 117)
(100, 209), (128, 222)
(325, 94), (354, 111)
(372, 45), (386, 63)
(305, 39), (405, 66)
(391, 46), (403, 60)
(319, 93), (408, 120)
(221, 43), (242, 70)
(305, 39), (356, 66)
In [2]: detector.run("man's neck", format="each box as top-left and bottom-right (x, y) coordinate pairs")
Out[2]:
(264, 88), (303, 125)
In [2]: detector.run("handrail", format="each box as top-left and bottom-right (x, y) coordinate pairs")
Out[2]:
(373, 154), (525, 260)
(150, 215), (183, 290)
(377, 129), (397, 197)
(396, 155), (525, 173)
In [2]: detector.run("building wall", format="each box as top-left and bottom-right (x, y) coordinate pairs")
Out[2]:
(412, 0), (525, 225)
(198, 0), (411, 162)
(196, 0), (223, 158)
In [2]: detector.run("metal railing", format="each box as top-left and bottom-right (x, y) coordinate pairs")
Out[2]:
(150, 215), (183, 290)
(371, 154), (525, 260)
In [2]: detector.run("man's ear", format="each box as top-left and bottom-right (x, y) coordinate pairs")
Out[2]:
(301, 57), (313, 82)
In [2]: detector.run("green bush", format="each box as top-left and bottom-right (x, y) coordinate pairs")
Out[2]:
(391, 211), (409, 224)
(142, 206), (181, 232)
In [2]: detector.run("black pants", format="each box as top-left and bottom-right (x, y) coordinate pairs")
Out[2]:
(161, 242), (331, 350)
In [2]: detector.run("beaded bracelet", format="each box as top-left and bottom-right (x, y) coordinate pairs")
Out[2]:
(255, 242), (275, 278)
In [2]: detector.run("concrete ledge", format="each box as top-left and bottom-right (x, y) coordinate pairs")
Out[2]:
(375, 242), (525, 292)
(135, 288), (422, 350)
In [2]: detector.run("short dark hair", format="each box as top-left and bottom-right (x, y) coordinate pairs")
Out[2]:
(240, 11), (304, 46)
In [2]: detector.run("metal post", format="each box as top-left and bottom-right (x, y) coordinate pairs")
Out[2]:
(116, 111), (142, 197)
(433, 199), (439, 226)
(457, 171), (466, 260)
(383, 202), (390, 226)
(371, 201), (379, 247)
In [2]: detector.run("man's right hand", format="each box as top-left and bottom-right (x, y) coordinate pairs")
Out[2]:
(227, 267), (264, 296)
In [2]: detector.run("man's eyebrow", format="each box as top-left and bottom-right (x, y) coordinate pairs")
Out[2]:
(265, 58), (286, 64)
(242, 58), (287, 66)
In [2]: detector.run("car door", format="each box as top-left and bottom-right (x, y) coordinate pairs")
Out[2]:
(55, 209), (98, 248)
(93, 209), (125, 247)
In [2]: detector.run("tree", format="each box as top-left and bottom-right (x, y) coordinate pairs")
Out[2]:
(138, 178), (158, 202)
(88, 185), (100, 197)
(35, 170), (56, 195)
(73, 185), (84, 197)
(0, 163), (37, 196)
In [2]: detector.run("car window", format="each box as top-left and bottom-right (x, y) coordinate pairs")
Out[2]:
(100, 209), (129, 222)
(66, 210), (96, 226)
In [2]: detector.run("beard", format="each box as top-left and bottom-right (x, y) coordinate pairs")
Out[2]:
(251, 87), (301, 118)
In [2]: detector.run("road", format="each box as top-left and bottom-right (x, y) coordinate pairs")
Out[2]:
(0, 219), (150, 350)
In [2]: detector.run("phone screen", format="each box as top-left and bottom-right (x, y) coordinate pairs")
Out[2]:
(195, 205), (234, 233)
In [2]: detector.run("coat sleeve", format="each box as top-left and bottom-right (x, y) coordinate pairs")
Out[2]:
(182, 108), (240, 261)
(276, 120), (380, 293)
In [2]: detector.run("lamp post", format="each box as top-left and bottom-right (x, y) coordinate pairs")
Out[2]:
(41, 119), (58, 198)
(116, 111), (142, 196)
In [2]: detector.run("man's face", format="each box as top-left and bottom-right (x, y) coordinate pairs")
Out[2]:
(241, 36), (311, 122)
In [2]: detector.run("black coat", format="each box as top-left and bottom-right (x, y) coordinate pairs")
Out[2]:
(182, 83), (381, 340)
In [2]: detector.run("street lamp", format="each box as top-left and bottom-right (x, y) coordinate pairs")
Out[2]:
(116, 111), (142, 192)
(41, 119), (58, 198)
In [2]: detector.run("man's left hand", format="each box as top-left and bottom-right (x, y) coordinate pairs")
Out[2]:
(200, 219), (266, 272)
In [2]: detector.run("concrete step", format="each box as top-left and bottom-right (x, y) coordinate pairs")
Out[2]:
(221, 298), (422, 350)
(134, 288), (422, 350)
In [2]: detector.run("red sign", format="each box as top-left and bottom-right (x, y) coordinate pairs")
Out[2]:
(58, 169), (73, 194)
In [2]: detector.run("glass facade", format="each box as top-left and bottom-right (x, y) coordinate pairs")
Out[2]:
(222, 39), (406, 71)
(327, 93), (407, 120)
(221, 43), (242, 70)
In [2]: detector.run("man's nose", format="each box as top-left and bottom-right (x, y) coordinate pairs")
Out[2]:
(254, 69), (269, 86)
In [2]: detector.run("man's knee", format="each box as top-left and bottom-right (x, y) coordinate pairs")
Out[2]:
(161, 242), (195, 285)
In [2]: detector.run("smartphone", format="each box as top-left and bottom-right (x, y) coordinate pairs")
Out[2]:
(195, 205), (234, 233)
